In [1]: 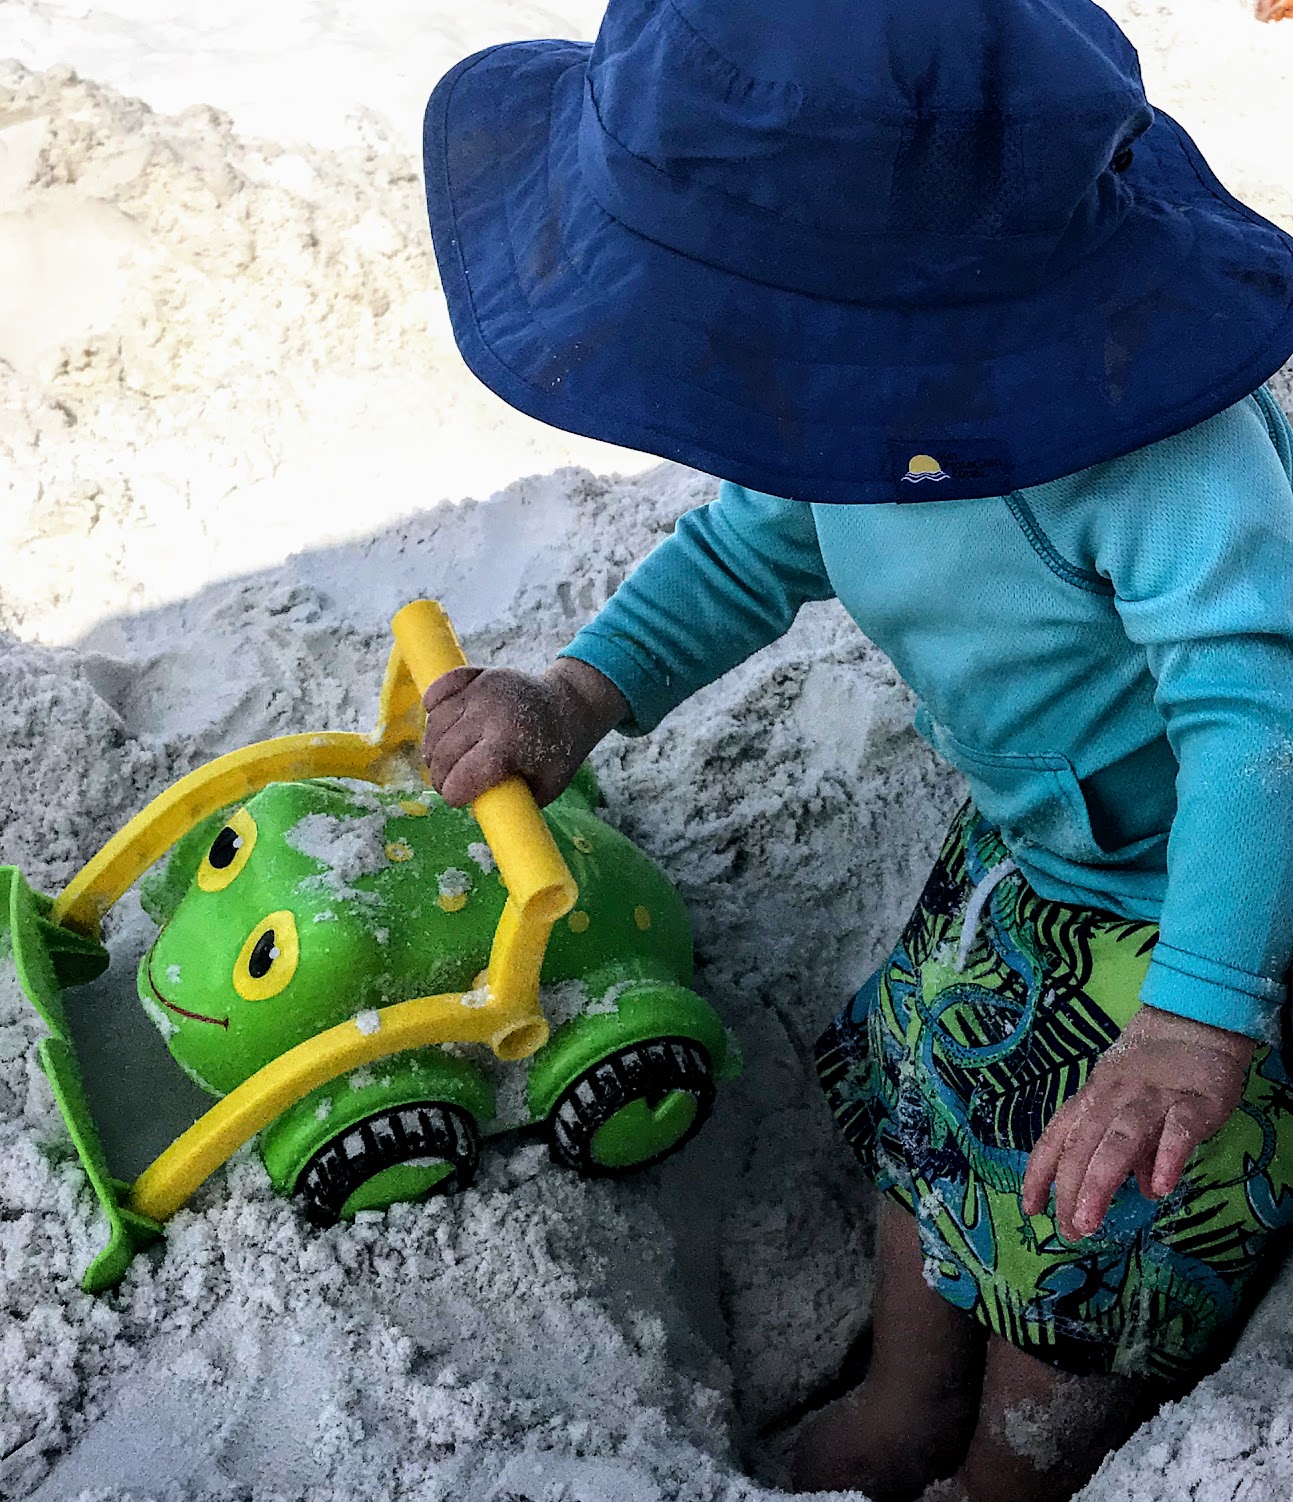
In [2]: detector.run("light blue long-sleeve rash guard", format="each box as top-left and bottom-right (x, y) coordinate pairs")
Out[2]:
(561, 386), (1293, 1043)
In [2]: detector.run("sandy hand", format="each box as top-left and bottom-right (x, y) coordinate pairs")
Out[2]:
(421, 659), (628, 807)
(1021, 1005), (1255, 1242)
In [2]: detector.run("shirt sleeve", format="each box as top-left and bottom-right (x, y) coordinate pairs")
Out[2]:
(559, 481), (835, 734)
(1094, 390), (1293, 1041)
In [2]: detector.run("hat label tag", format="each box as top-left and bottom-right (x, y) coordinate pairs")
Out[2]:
(889, 440), (1012, 499)
(902, 454), (950, 484)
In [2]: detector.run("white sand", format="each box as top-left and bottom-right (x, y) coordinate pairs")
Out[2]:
(1, 0), (1292, 1497)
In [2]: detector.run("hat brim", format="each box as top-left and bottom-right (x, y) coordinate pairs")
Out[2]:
(424, 41), (1293, 503)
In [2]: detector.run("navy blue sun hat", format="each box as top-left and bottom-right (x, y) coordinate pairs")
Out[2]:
(423, 0), (1293, 504)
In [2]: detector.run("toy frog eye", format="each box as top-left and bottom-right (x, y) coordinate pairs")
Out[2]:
(233, 910), (299, 1001)
(197, 808), (258, 893)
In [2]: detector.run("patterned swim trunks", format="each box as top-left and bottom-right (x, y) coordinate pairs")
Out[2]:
(816, 804), (1293, 1380)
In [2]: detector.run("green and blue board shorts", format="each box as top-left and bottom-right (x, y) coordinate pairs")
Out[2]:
(816, 804), (1293, 1381)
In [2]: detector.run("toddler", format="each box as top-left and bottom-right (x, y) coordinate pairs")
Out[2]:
(419, 1), (1293, 1497)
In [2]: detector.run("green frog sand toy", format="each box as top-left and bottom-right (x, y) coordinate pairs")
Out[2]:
(1, 602), (737, 1292)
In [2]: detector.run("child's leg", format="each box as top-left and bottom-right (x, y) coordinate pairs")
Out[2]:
(791, 1199), (987, 1499)
(921, 1334), (1151, 1502)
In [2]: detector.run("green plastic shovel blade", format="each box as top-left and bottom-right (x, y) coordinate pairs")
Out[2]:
(2, 867), (163, 1291)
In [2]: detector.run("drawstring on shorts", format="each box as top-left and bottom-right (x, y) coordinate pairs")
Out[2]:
(954, 858), (1020, 972)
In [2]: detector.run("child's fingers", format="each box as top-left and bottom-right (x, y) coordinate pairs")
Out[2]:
(422, 686), (475, 768)
(424, 710), (486, 794)
(1149, 1098), (1210, 1198)
(1132, 1140), (1160, 1198)
(439, 738), (515, 808)
(1022, 1096), (1082, 1214)
(1051, 1107), (1118, 1239)
(422, 665), (484, 715)
(1071, 1106), (1160, 1236)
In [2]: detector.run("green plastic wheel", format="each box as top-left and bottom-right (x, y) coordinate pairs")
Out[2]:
(339, 1159), (457, 1218)
(547, 1039), (715, 1177)
(295, 1102), (480, 1227)
(590, 1093), (700, 1168)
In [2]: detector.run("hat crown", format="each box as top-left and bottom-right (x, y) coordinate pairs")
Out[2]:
(585, 0), (1154, 273)
(427, 0), (1293, 503)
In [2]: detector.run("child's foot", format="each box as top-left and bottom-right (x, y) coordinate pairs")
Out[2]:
(793, 1376), (980, 1499)
(921, 1335), (1155, 1502)
(789, 1200), (986, 1499)
(759, 1322), (873, 1442)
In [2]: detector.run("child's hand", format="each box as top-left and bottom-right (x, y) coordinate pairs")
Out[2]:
(421, 658), (628, 807)
(1256, 0), (1290, 21)
(1021, 1006), (1255, 1242)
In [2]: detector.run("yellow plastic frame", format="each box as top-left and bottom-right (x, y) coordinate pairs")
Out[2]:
(50, 601), (576, 1225)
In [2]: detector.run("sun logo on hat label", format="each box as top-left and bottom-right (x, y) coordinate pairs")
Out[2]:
(902, 454), (950, 484)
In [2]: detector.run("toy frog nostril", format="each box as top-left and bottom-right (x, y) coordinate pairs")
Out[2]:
(1112, 147), (1134, 174)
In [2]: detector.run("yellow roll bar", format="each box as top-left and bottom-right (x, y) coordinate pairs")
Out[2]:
(127, 976), (548, 1223)
(47, 600), (577, 1225)
(52, 733), (393, 936)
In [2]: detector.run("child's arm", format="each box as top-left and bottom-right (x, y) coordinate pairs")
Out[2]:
(423, 482), (834, 803)
(1025, 392), (1293, 1239)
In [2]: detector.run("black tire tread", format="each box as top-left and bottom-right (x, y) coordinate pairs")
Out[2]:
(548, 1037), (715, 1177)
(296, 1101), (480, 1228)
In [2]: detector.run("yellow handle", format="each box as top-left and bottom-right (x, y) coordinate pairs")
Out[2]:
(389, 598), (475, 689)
(390, 601), (576, 924)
